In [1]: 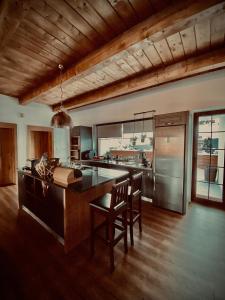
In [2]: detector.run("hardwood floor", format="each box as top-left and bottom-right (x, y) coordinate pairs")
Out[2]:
(0, 186), (225, 300)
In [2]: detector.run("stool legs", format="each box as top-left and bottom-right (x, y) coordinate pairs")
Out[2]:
(138, 198), (142, 233)
(108, 218), (115, 272)
(90, 208), (95, 257)
(122, 210), (128, 253)
(129, 201), (134, 246)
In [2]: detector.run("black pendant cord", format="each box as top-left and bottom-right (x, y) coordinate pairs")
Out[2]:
(59, 64), (64, 110)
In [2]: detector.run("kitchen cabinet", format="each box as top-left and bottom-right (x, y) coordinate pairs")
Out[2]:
(70, 126), (92, 161)
(155, 111), (188, 127)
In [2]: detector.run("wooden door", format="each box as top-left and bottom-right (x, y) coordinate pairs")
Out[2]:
(27, 126), (53, 160)
(0, 127), (16, 186)
(30, 131), (53, 159)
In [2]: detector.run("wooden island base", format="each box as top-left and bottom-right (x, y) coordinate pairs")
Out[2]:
(64, 180), (113, 253)
(18, 168), (129, 253)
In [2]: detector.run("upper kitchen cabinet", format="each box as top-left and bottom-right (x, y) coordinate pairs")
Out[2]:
(70, 126), (92, 161)
(155, 111), (189, 127)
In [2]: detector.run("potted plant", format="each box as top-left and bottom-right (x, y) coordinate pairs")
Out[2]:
(130, 136), (137, 146)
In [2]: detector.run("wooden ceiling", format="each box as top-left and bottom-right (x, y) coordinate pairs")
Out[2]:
(0, 0), (225, 111)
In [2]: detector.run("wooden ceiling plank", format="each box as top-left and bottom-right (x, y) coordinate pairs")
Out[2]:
(26, 8), (80, 58)
(154, 39), (174, 64)
(195, 19), (211, 51)
(128, 0), (155, 19)
(84, 73), (104, 88)
(31, 0), (94, 55)
(0, 0), (31, 52)
(0, 56), (45, 80)
(21, 19), (73, 59)
(86, 0), (126, 34)
(149, 0), (171, 11)
(180, 26), (197, 57)
(102, 63), (128, 80)
(210, 12), (225, 46)
(0, 75), (33, 87)
(0, 60), (39, 82)
(142, 44), (163, 67)
(4, 47), (53, 74)
(130, 49), (153, 69)
(15, 30), (61, 64)
(167, 32), (185, 61)
(79, 77), (100, 90)
(46, 0), (103, 46)
(7, 39), (56, 68)
(52, 47), (225, 110)
(107, 0), (139, 27)
(19, 23), (71, 61)
(67, 0), (115, 42)
(95, 70), (115, 84)
(116, 58), (136, 76)
(123, 52), (144, 73)
(20, 0), (225, 104)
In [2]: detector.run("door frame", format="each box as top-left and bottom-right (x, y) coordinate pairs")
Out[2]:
(27, 125), (54, 160)
(0, 122), (17, 185)
(192, 109), (225, 208)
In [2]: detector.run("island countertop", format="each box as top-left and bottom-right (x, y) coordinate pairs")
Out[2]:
(18, 166), (129, 193)
(68, 166), (129, 192)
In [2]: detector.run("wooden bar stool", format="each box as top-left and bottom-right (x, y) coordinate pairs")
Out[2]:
(128, 172), (143, 246)
(89, 178), (129, 272)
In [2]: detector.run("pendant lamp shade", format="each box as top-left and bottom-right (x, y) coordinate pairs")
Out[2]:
(51, 64), (73, 128)
(51, 110), (72, 128)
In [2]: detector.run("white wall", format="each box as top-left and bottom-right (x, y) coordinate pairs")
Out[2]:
(0, 95), (54, 168)
(69, 69), (225, 126)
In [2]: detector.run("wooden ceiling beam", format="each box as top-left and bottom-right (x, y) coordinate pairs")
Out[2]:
(52, 47), (225, 111)
(19, 0), (225, 104)
(0, 0), (31, 52)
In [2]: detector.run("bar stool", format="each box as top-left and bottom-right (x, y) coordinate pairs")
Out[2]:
(89, 178), (129, 272)
(128, 172), (143, 246)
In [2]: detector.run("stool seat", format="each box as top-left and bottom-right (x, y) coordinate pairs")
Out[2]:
(90, 193), (126, 212)
(90, 193), (111, 211)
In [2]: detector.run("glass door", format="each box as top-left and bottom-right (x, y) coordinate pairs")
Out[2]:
(193, 111), (225, 204)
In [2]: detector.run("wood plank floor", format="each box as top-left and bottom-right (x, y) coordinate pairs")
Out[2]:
(0, 185), (225, 300)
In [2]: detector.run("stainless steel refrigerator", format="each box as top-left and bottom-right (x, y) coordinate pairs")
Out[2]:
(154, 112), (189, 214)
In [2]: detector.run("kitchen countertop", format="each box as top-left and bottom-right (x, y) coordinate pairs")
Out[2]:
(82, 159), (153, 171)
(19, 167), (129, 193)
(68, 166), (129, 192)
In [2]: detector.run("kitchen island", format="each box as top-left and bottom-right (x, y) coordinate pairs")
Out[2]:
(18, 167), (129, 253)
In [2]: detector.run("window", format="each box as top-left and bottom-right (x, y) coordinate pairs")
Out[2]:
(97, 119), (153, 161)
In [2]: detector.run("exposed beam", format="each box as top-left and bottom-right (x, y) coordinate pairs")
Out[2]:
(0, 0), (31, 52)
(20, 0), (225, 104)
(52, 47), (225, 111)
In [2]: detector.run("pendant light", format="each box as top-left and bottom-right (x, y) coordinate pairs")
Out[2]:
(51, 64), (73, 128)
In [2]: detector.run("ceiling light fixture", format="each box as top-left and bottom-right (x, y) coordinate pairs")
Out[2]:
(51, 64), (73, 128)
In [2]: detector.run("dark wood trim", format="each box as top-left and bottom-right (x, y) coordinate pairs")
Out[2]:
(0, 122), (17, 185)
(194, 197), (225, 209)
(192, 109), (225, 205)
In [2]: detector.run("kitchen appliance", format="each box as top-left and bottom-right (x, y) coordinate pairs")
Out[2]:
(154, 111), (189, 214)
